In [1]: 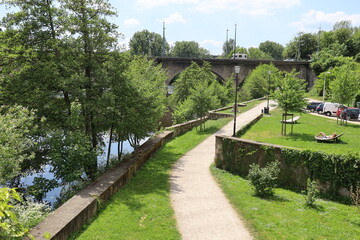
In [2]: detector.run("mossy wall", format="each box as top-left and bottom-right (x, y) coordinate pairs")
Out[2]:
(215, 135), (360, 194)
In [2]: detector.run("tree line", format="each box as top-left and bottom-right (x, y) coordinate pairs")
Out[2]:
(0, 0), (167, 198)
(130, 20), (360, 62)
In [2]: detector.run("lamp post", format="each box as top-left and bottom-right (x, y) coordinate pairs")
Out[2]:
(323, 72), (330, 102)
(233, 66), (241, 137)
(267, 71), (272, 113)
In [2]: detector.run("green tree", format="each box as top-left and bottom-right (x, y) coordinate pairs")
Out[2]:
(122, 55), (167, 147)
(60, 0), (119, 179)
(283, 32), (318, 60)
(222, 38), (235, 58)
(0, 106), (37, 184)
(170, 41), (210, 58)
(241, 64), (279, 100)
(310, 50), (355, 75)
(330, 63), (360, 105)
(259, 40), (284, 60)
(273, 70), (307, 135)
(171, 61), (228, 124)
(129, 29), (168, 56)
(247, 47), (273, 60)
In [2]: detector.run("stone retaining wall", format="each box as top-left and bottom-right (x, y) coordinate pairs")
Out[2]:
(214, 136), (352, 195)
(28, 131), (173, 240)
(215, 135), (309, 190)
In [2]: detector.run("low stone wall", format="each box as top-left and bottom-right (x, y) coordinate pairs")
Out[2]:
(215, 136), (357, 196)
(165, 117), (209, 137)
(28, 131), (173, 240)
(214, 136), (309, 190)
(208, 112), (233, 120)
(211, 97), (266, 113)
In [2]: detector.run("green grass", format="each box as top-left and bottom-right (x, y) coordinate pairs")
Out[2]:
(240, 108), (360, 154)
(211, 165), (360, 240)
(70, 117), (233, 240)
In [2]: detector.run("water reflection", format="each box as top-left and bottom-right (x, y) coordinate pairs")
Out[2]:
(19, 138), (137, 207)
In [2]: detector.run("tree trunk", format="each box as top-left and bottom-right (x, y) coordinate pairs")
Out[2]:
(106, 124), (114, 168)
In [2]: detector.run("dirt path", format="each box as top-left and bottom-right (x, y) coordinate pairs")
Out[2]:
(170, 101), (273, 240)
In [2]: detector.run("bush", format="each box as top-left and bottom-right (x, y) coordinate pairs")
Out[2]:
(13, 198), (51, 228)
(248, 160), (280, 197)
(0, 188), (32, 240)
(304, 178), (319, 207)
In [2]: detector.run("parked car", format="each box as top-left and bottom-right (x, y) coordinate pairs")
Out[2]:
(316, 103), (324, 114)
(306, 102), (321, 112)
(323, 102), (340, 116)
(341, 107), (360, 120)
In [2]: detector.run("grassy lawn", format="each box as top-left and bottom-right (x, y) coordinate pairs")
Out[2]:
(211, 165), (360, 240)
(240, 108), (360, 154)
(70, 117), (234, 240)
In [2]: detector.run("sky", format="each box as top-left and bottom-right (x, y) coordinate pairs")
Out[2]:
(1, 0), (360, 55)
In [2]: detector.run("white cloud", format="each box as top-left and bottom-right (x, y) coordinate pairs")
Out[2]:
(200, 39), (223, 48)
(136, 0), (198, 9)
(161, 12), (187, 24)
(123, 18), (140, 28)
(136, 0), (301, 16)
(200, 39), (223, 55)
(290, 10), (360, 31)
(194, 0), (301, 16)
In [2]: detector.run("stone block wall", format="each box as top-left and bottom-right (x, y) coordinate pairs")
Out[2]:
(215, 136), (310, 190)
(28, 131), (173, 240)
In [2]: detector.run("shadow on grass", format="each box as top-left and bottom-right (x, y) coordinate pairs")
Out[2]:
(282, 132), (317, 142)
(306, 203), (325, 212)
(253, 193), (290, 203)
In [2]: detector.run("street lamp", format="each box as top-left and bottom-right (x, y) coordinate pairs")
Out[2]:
(267, 71), (272, 114)
(323, 72), (330, 102)
(233, 66), (241, 137)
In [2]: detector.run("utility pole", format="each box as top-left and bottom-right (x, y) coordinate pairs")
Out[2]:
(162, 21), (166, 56)
(226, 29), (229, 56)
(233, 23), (237, 59)
(317, 26), (321, 53)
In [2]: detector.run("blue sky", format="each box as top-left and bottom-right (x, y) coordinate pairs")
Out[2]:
(1, 0), (360, 55)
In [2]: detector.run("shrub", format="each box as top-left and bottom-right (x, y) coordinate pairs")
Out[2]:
(304, 178), (319, 207)
(13, 198), (51, 229)
(0, 187), (32, 240)
(248, 160), (280, 197)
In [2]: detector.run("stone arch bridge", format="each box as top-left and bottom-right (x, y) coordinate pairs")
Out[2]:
(154, 57), (316, 89)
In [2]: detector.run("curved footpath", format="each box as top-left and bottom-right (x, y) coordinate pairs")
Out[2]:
(170, 101), (274, 240)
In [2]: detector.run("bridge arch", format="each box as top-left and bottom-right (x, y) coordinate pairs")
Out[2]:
(155, 57), (316, 90)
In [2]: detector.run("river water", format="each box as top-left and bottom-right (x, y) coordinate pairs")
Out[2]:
(19, 138), (136, 206)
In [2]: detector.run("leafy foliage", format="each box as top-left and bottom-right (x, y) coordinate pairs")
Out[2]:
(171, 61), (232, 124)
(330, 63), (360, 105)
(170, 41), (210, 57)
(273, 70), (308, 114)
(0, 187), (33, 240)
(248, 161), (280, 197)
(241, 64), (279, 100)
(259, 40), (284, 60)
(283, 32), (318, 60)
(304, 178), (319, 207)
(129, 29), (168, 56)
(0, 105), (37, 184)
